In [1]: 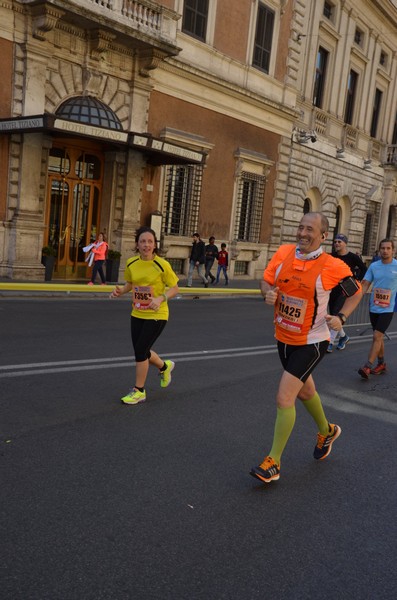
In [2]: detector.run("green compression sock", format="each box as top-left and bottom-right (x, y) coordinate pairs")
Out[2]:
(301, 392), (329, 436)
(269, 406), (296, 465)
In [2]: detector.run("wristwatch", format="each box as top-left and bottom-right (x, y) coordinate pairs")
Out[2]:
(337, 312), (347, 324)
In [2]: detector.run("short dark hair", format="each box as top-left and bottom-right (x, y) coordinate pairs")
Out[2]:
(193, 232), (200, 237)
(379, 238), (395, 250)
(221, 243), (226, 248)
(135, 226), (158, 252)
(304, 211), (329, 234)
(209, 236), (215, 242)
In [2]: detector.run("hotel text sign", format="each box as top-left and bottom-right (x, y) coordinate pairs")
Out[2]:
(132, 135), (203, 163)
(54, 119), (128, 142)
(0, 117), (44, 131)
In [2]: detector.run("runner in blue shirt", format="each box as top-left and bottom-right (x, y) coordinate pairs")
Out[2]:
(358, 238), (397, 378)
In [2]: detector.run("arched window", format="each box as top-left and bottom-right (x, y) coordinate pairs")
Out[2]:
(303, 198), (310, 214)
(56, 96), (122, 130)
(334, 206), (341, 239)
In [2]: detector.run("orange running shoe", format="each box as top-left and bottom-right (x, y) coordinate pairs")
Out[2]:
(250, 456), (280, 483)
(370, 363), (387, 375)
(314, 424), (341, 460)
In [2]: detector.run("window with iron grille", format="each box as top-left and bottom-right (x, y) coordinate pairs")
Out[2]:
(162, 164), (203, 236)
(252, 3), (275, 74)
(167, 258), (185, 274)
(234, 172), (265, 242)
(182, 0), (209, 42)
(234, 261), (249, 275)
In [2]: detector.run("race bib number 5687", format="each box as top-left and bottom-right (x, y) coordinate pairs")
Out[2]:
(373, 288), (391, 307)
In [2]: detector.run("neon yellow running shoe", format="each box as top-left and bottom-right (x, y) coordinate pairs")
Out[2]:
(121, 388), (146, 405)
(160, 360), (175, 388)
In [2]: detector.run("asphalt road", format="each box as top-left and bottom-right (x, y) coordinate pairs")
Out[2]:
(1, 295), (397, 600)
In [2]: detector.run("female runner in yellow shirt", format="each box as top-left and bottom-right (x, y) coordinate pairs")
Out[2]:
(110, 226), (179, 404)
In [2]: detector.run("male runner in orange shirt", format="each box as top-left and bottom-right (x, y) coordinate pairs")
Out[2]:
(250, 212), (362, 484)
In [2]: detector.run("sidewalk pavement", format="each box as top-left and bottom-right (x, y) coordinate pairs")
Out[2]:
(0, 277), (261, 297)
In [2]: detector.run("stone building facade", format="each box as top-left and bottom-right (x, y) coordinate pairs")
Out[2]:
(0, 1), (396, 282)
(282, 0), (397, 257)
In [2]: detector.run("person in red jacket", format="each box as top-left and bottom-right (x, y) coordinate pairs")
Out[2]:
(214, 243), (229, 285)
(87, 232), (108, 285)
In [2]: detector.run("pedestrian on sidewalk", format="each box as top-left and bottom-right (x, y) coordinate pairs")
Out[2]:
(215, 243), (229, 285)
(327, 233), (367, 353)
(187, 233), (208, 287)
(250, 212), (362, 484)
(358, 238), (397, 379)
(85, 232), (108, 285)
(205, 236), (218, 284)
(110, 226), (179, 405)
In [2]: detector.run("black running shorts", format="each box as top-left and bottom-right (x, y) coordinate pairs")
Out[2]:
(277, 340), (329, 382)
(369, 311), (394, 334)
(130, 316), (167, 362)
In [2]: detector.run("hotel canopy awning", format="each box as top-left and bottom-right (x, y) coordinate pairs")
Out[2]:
(0, 97), (206, 166)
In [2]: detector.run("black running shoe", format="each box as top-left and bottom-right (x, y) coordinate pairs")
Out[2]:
(250, 456), (280, 483)
(313, 424), (341, 460)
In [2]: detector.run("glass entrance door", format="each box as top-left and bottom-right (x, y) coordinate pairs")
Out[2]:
(45, 144), (103, 279)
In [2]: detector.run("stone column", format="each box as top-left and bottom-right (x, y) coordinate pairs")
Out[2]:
(8, 133), (49, 279)
(116, 149), (146, 276)
(7, 40), (50, 279)
(129, 76), (152, 132)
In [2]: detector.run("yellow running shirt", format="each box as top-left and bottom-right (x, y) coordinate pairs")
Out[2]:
(124, 255), (179, 320)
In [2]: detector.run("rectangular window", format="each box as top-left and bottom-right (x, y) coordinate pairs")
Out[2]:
(234, 261), (249, 275)
(354, 28), (363, 45)
(182, 0), (209, 42)
(234, 172), (265, 242)
(313, 47), (328, 108)
(323, 2), (333, 19)
(392, 111), (397, 145)
(344, 69), (358, 125)
(252, 3), (275, 74)
(362, 213), (373, 256)
(370, 88), (383, 138)
(380, 51), (387, 67)
(167, 258), (185, 274)
(162, 164), (203, 236)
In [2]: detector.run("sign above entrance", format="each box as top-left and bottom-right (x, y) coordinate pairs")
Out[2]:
(53, 118), (129, 142)
(0, 116), (45, 132)
(0, 114), (206, 165)
(130, 134), (205, 165)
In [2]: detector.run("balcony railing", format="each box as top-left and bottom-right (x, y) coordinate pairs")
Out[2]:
(90, 0), (162, 31)
(22, 0), (179, 44)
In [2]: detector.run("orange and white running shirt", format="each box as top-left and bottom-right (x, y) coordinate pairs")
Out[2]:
(264, 244), (359, 345)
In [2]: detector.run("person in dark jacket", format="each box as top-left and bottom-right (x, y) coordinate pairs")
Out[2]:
(187, 233), (208, 287)
(327, 233), (367, 352)
(205, 236), (218, 284)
